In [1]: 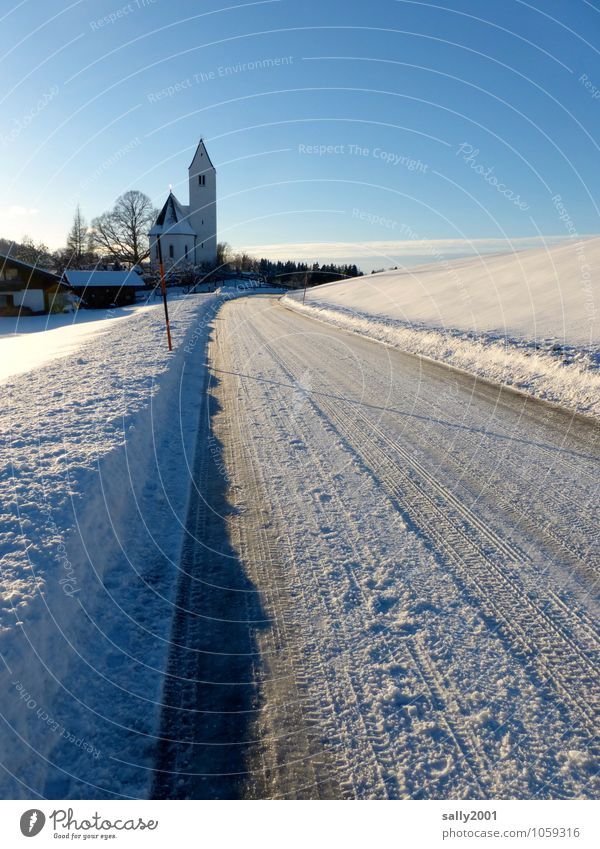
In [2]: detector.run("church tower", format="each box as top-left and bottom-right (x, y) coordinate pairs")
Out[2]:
(148, 138), (217, 270)
(188, 139), (217, 266)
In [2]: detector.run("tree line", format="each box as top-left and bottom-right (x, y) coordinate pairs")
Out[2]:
(217, 243), (362, 287)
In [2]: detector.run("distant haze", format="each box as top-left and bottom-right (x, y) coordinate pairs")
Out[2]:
(241, 236), (576, 273)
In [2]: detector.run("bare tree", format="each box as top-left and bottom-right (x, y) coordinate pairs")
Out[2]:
(232, 251), (255, 272)
(15, 235), (53, 268)
(90, 191), (157, 265)
(216, 241), (232, 267)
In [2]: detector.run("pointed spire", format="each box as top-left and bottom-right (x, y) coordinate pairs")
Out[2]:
(189, 138), (215, 171)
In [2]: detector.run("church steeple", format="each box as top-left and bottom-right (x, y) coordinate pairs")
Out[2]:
(189, 138), (216, 171)
(188, 138), (217, 266)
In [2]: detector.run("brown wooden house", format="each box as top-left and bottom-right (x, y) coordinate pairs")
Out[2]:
(0, 254), (70, 315)
(62, 269), (143, 309)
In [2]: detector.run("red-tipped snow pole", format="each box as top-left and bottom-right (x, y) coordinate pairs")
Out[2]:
(155, 235), (173, 352)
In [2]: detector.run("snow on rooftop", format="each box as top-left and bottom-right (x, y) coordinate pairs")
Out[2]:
(63, 270), (143, 287)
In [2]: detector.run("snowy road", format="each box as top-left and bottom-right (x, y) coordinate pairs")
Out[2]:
(155, 294), (599, 800)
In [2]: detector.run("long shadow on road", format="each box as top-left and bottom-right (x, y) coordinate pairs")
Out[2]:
(152, 377), (268, 799)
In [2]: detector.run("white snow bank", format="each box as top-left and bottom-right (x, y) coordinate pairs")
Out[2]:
(0, 293), (220, 798)
(0, 306), (157, 382)
(285, 238), (600, 419)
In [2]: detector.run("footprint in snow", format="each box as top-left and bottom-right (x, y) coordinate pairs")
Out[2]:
(311, 489), (332, 503)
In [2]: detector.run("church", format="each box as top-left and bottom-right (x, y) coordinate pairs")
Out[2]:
(149, 139), (217, 270)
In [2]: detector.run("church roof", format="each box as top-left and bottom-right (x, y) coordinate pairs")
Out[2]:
(189, 138), (215, 171)
(149, 191), (195, 237)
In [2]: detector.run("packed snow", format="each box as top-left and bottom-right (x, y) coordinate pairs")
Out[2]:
(285, 238), (600, 419)
(198, 296), (599, 799)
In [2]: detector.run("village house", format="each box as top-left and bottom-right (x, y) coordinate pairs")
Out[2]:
(0, 254), (71, 315)
(62, 269), (144, 309)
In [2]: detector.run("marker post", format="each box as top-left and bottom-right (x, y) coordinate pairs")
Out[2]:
(155, 235), (173, 352)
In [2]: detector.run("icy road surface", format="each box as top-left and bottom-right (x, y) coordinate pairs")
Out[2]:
(155, 295), (599, 800)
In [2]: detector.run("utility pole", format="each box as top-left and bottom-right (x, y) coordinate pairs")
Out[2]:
(302, 270), (308, 304)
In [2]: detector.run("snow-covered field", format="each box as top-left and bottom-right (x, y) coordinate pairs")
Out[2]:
(285, 238), (600, 419)
(0, 310), (137, 382)
(0, 294), (220, 798)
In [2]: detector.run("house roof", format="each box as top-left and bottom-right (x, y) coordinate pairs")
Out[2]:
(188, 138), (215, 171)
(0, 253), (62, 287)
(63, 270), (143, 288)
(149, 191), (195, 237)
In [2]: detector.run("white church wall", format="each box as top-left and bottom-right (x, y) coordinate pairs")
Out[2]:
(150, 234), (194, 269)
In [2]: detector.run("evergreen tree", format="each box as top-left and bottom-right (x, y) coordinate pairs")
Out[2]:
(65, 205), (88, 268)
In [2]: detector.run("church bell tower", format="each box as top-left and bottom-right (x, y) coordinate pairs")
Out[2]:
(188, 139), (217, 266)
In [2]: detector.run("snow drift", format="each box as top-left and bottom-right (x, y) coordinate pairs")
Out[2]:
(0, 294), (220, 798)
(285, 238), (600, 419)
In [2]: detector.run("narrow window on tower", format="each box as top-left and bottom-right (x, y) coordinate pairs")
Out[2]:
(198, 174), (205, 186)
(169, 244), (174, 258)
(185, 245), (188, 258)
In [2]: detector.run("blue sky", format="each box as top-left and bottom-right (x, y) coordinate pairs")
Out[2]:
(1, 0), (599, 269)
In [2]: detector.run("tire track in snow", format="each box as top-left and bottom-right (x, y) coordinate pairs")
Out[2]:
(400, 379), (600, 590)
(231, 309), (501, 797)
(203, 296), (599, 798)
(254, 334), (492, 798)
(210, 313), (349, 799)
(325, 396), (599, 731)
(219, 308), (388, 798)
